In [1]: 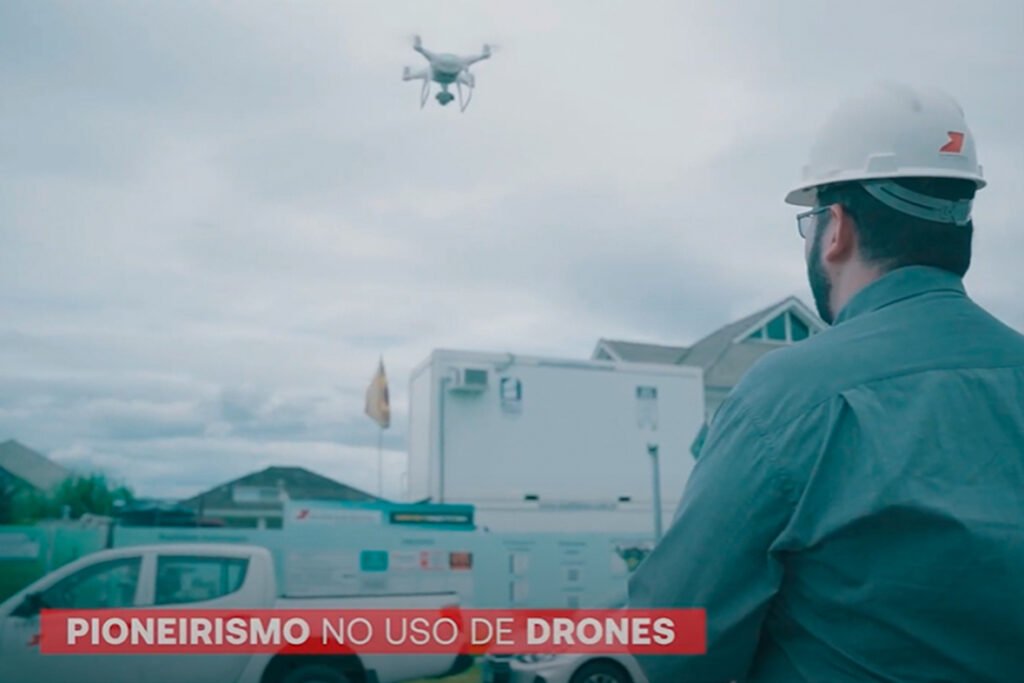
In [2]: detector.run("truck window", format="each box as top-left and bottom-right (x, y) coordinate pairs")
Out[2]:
(41, 557), (141, 610)
(154, 556), (248, 605)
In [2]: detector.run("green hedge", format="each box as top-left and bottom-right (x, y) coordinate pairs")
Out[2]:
(0, 525), (106, 600)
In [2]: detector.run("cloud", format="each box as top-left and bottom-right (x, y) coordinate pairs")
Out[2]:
(1, 0), (1022, 499)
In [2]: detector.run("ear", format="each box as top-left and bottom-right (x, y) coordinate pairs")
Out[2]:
(822, 204), (857, 263)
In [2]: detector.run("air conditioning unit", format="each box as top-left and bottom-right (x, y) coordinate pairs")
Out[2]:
(448, 367), (489, 393)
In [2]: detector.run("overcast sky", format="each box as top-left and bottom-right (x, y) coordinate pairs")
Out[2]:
(2, 1), (1022, 500)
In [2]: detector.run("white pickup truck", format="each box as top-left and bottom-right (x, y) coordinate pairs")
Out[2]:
(0, 543), (473, 683)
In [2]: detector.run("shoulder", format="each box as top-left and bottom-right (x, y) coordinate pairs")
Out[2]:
(727, 327), (846, 426)
(697, 338), (841, 508)
(725, 292), (1024, 428)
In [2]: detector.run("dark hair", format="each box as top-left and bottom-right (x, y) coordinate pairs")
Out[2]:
(816, 177), (976, 277)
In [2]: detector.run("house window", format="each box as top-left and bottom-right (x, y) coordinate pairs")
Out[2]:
(232, 486), (285, 503)
(747, 311), (815, 344)
(766, 314), (787, 341)
(791, 314), (810, 341)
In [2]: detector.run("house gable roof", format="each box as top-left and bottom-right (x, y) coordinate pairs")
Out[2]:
(591, 339), (688, 365)
(0, 439), (70, 491)
(180, 465), (378, 511)
(676, 302), (783, 371)
(678, 296), (826, 371)
(727, 297), (826, 345)
(590, 298), (826, 390)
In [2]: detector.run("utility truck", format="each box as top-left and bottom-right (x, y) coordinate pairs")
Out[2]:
(0, 543), (471, 683)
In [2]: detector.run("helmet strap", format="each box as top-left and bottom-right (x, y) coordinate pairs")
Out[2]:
(859, 180), (972, 226)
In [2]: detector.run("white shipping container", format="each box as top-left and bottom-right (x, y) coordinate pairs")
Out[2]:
(406, 350), (706, 533)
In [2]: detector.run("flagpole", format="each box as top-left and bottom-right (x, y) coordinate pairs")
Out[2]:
(377, 426), (383, 498)
(365, 356), (389, 500)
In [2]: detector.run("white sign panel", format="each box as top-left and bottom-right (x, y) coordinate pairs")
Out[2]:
(0, 533), (41, 559)
(284, 502), (383, 528)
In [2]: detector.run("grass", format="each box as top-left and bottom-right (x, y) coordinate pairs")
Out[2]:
(407, 661), (482, 683)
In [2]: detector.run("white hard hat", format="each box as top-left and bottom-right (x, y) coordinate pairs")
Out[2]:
(785, 83), (986, 207)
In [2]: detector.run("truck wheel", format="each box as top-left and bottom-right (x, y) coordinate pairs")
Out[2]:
(280, 664), (350, 683)
(570, 660), (632, 683)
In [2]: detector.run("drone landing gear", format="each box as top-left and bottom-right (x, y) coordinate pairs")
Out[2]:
(456, 79), (473, 112)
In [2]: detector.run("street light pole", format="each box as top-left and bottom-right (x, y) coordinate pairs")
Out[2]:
(648, 442), (663, 542)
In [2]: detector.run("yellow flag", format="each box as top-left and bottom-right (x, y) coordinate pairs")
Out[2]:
(364, 358), (391, 429)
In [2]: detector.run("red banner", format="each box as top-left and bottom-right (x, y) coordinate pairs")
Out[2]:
(41, 608), (705, 656)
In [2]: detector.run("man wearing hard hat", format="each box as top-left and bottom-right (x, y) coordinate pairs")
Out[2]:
(629, 84), (1024, 682)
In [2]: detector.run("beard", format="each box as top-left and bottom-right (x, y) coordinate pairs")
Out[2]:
(807, 226), (834, 324)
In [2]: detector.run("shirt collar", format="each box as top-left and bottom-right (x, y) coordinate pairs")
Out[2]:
(833, 266), (966, 325)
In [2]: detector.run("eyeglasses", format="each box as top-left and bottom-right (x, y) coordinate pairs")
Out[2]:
(796, 205), (830, 239)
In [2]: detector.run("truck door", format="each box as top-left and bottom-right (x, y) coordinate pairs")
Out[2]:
(140, 553), (253, 683)
(0, 556), (146, 683)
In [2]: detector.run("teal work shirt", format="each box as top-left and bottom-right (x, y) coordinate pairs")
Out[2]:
(628, 266), (1024, 682)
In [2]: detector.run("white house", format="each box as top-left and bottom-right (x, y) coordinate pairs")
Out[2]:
(593, 296), (826, 417)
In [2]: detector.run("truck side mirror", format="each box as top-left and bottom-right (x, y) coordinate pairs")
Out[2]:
(11, 592), (46, 618)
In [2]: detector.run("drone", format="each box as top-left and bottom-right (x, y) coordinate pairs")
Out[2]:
(402, 35), (493, 112)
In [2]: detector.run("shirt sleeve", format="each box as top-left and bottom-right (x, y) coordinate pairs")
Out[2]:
(628, 395), (797, 682)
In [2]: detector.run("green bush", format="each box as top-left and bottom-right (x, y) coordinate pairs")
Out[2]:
(2, 474), (133, 524)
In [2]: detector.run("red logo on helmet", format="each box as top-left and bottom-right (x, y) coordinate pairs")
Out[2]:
(940, 131), (965, 154)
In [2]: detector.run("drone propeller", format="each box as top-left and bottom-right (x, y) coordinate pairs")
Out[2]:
(460, 42), (497, 67)
(403, 66), (429, 82)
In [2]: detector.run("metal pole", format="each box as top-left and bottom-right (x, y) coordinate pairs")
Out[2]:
(648, 443), (663, 542)
(438, 375), (449, 503)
